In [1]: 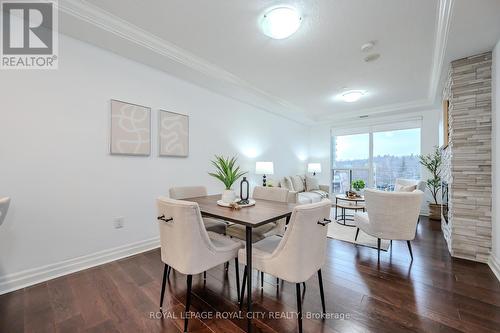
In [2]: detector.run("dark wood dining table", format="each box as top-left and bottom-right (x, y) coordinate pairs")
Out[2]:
(186, 194), (296, 332)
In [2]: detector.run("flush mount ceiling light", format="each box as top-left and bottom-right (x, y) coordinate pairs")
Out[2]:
(261, 6), (302, 39)
(341, 90), (365, 103)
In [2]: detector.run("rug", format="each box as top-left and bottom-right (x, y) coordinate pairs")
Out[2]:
(327, 218), (390, 251)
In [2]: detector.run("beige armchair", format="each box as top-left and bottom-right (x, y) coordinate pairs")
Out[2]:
(354, 189), (424, 261)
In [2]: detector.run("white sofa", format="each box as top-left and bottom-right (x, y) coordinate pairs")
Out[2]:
(275, 175), (330, 204)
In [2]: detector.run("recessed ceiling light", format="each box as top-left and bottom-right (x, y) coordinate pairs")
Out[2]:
(341, 90), (365, 103)
(261, 7), (302, 39)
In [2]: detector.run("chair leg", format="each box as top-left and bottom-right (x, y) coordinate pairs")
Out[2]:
(235, 258), (240, 304)
(407, 240), (413, 261)
(261, 271), (264, 289)
(159, 264), (168, 310)
(355, 228), (360, 241)
(318, 269), (326, 316)
(240, 267), (247, 309)
(377, 238), (381, 261)
(167, 265), (172, 279)
(203, 271), (206, 281)
(184, 275), (193, 332)
(224, 262), (229, 271)
(295, 283), (303, 333)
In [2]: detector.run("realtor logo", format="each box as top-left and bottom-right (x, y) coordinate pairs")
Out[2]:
(1, 0), (58, 69)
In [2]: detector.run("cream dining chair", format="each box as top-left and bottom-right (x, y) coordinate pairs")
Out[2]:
(156, 197), (243, 332)
(238, 200), (332, 333)
(354, 189), (424, 261)
(0, 197), (10, 226)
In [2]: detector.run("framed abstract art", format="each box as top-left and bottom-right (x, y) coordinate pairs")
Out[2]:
(110, 99), (151, 156)
(158, 110), (189, 157)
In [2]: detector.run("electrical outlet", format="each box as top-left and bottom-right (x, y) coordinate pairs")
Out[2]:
(113, 216), (124, 229)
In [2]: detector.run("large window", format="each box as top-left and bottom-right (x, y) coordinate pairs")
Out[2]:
(332, 121), (421, 193)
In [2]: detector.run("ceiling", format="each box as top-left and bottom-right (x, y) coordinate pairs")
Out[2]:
(58, 0), (500, 124)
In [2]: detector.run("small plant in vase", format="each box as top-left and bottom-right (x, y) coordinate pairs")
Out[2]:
(419, 146), (442, 220)
(350, 179), (365, 197)
(208, 155), (247, 203)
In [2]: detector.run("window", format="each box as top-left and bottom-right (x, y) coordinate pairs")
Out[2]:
(331, 120), (421, 193)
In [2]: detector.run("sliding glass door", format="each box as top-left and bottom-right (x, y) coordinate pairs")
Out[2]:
(331, 121), (421, 193)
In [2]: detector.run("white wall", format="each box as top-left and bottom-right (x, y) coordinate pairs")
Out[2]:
(491, 40), (500, 280)
(0, 35), (309, 293)
(308, 109), (441, 214)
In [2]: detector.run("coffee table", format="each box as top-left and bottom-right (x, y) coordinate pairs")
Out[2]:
(334, 194), (365, 227)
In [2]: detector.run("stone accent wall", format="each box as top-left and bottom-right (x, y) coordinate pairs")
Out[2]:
(441, 52), (493, 262)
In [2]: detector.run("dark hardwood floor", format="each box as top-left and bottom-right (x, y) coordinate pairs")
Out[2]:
(1, 216), (499, 333)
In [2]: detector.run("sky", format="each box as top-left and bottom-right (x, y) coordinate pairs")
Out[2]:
(334, 128), (420, 161)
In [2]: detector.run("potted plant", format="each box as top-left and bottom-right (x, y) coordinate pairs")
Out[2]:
(419, 147), (442, 220)
(209, 155), (248, 203)
(351, 179), (365, 196)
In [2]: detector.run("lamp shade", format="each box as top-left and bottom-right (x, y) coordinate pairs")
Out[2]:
(255, 162), (274, 175)
(307, 163), (322, 174)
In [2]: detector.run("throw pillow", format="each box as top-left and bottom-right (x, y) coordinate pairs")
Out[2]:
(281, 177), (294, 191)
(395, 184), (417, 192)
(305, 176), (320, 191)
(291, 175), (305, 192)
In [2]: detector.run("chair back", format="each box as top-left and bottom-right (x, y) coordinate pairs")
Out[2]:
(169, 186), (207, 200)
(268, 200), (331, 283)
(0, 197), (10, 226)
(252, 186), (289, 202)
(364, 189), (424, 240)
(252, 186), (290, 232)
(395, 178), (426, 192)
(156, 197), (216, 275)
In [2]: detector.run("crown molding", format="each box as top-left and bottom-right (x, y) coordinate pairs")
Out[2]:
(314, 99), (434, 124)
(428, 0), (454, 103)
(58, 0), (308, 124)
(58, 0), (453, 125)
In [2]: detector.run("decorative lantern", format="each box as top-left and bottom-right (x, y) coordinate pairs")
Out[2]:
(239, 177), (250, 204)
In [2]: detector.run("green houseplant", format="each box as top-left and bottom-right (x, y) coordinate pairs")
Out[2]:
(208, 155), (247, 203)
(419, 146), (442, 220)
(352, 179), (365, 192)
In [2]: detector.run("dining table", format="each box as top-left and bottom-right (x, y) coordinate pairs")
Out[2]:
(185, 194), (296, 333)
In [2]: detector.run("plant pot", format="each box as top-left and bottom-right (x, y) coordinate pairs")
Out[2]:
(221, 190), (236, 204)
(429, 203), (443, 220)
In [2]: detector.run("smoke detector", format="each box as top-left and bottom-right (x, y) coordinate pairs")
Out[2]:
(361, 41), (375, 52)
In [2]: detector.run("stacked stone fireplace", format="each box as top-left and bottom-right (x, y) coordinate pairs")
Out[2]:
(441, 52), (493, 263)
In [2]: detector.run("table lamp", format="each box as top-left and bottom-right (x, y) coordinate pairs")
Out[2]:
(308, 163), (322, 176)
(255, 162), (274, 187)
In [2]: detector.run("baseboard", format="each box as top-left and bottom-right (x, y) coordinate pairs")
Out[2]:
(489, 253), (500, 282)
(0, 236), (160, 295)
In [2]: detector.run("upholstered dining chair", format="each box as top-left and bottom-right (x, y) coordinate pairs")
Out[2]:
(226, 186), (293, 242)
(156, 197), (243, 332)
(354, 189), (424, 261)
(0, 197), (11, 226)
(169, 186), (227, 235)
(238, 200), (331, 333)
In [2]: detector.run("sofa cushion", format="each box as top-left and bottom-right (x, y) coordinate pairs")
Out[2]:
(305, 175), (320, 191)
(291, 175), (305, 192)
(395, 184), (417, 192)
(297, 191), (324, 204)
(280, 176), (294, 191)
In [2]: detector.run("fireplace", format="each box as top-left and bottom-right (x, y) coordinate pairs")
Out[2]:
(442, 181), (448, 224)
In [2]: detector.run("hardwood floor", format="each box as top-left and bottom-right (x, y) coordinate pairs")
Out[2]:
(1, 216), (499, 333)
